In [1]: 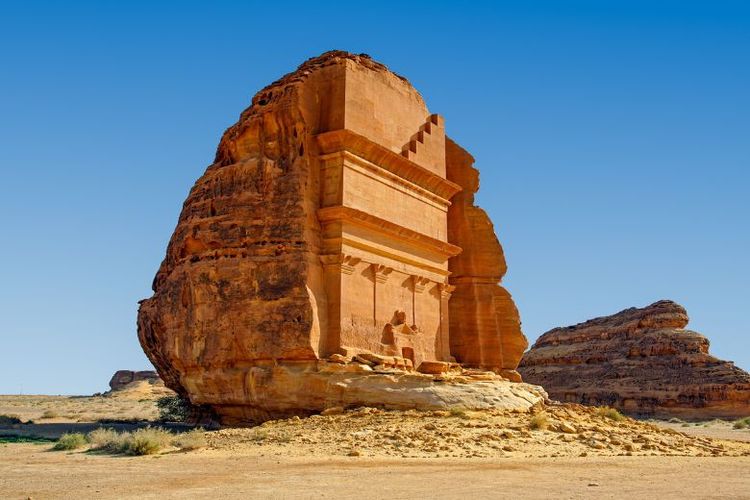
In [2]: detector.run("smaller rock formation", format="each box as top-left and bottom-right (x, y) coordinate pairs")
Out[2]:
(518, 300), (750, 419)
(108, 370), (160, 391)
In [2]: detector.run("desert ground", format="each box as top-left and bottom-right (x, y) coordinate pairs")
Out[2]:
(1, 386), (749, 500)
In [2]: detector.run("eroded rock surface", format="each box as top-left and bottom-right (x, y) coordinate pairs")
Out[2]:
(137, 51), (530, 424)
(519, 300), (750, 419)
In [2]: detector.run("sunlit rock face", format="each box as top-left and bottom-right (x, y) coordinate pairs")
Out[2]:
(519, 300), (750, 420)
(137, 51), (530, 424)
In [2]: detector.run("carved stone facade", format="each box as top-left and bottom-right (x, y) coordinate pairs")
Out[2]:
(137, 51), (529, 422)
(314, 121), (462, 369)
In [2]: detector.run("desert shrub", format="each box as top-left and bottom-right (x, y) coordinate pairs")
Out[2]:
(274, 431), (293, 443)
(529, 413), (550, 430)
(122, 427), (172, 455)
(733, 417), (750, 430)
(595, 407), (625, 422)
(156, 395), (191, 422)
(251, 428), (269, 442)
(87, 428), (128, 452)
(40, 410), (59, 419)
(668, 417), (684, 424)
(52, 433), (88, 451)
(0, 414), (23, 425)
(172, 429), (206, 450)
(448, 408), (470, 419)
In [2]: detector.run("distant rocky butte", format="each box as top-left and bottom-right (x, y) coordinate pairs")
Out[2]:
(519, 300), (750, 419)
(108, 370), (160, 391)
(137, 51), (542, 425)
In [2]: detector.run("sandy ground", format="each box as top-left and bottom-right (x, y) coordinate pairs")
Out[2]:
(657, 419), (750, 443)
(2, 391), (750, 499)
(1, 444), (749, 500)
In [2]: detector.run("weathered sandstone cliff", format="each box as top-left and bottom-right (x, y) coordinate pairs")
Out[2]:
(519, 300), (750, 419)
(137, 51), (535, 424)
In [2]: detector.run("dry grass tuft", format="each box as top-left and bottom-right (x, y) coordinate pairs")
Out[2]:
(87, 428), (127, 452)
(173, 429), (207, 451)
(595, 406), (625, 422)
(529, 413), (550, 430)
(52, 433), (88, 451)
(123, 427), (173, 455)
(448, 408), (471, 420)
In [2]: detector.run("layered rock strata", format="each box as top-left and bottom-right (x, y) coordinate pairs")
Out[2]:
(519, 300), (750, 419)
(137, 51), (531, 423)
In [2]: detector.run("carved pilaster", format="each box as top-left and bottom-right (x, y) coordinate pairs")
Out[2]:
(437, 281), (456, 361)
(370, 264), (393, 327)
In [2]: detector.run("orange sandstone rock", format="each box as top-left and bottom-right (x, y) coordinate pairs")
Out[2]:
(137, 51), (532, 423)
(518, 300), (750, 419)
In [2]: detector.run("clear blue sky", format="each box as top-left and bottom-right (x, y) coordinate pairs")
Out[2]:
(1, 1), (748, 394)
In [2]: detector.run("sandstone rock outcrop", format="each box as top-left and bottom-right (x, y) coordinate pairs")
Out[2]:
(137, 51), (531, 424)
(108, 370), (160, 391)
(518, 300), (750, 419)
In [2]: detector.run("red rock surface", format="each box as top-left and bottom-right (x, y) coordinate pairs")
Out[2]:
(137, 51), (532, 423)
(446, 139), (527, 381)
(518, 300), (750, 419)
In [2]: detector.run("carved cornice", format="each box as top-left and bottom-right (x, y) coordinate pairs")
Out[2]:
(317, 206), (462, 259)
(340, 238), (451, 278)
(316, 129), (462, 201)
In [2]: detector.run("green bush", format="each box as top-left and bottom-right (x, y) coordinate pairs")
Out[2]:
(156, 396), (191, 422)
(733, 417), (750, 429)
(52, 433), (88, 451)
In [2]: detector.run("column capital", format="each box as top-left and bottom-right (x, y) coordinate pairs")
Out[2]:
(439, 282), (456, 299)
(412, 275), (431, 293)
(371, 264), (393, 283)
(320, 254), (361, 275)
